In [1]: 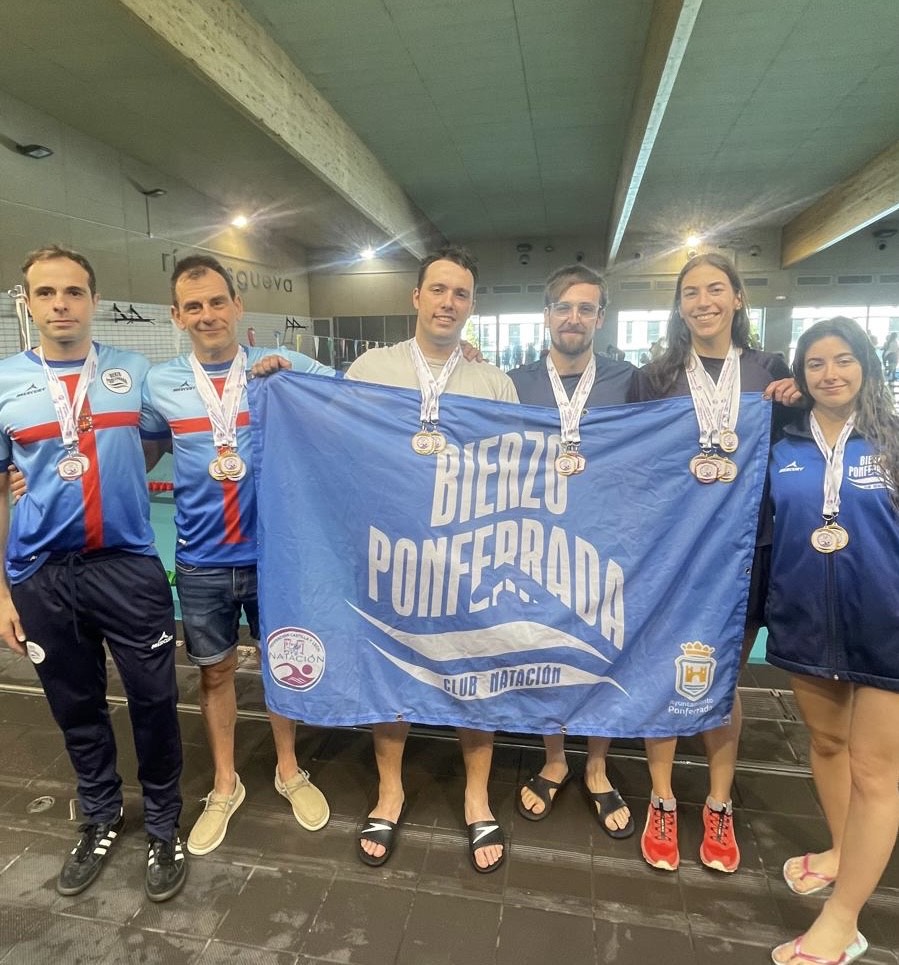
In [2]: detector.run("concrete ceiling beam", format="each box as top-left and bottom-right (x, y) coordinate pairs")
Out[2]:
(115, 0), (440, 258)
(781, 139), (899, 267)
(605, 0), (703, 266)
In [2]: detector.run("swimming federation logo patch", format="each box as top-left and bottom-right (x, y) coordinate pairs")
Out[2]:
(674, 641), (716, 701)
(101, 368), (133, 393)
(267, 627), (326, 691)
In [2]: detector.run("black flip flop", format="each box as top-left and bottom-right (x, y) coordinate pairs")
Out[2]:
(467, 820), (505, 874)
(516, 770), (571, 821)
(585, 785), (634, 839)
(357, 805), (405, 867)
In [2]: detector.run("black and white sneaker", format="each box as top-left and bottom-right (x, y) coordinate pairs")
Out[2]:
(57, 812), (125, 896)
(145, 834), (187, 902)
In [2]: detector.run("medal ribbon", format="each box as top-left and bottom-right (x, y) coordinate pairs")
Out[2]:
(809, 412), (855, 517)
(545, 354), (596, 444)
(189, 348), (247, 449)
(409, 340), (462, 425)
(39, 343), (98, 450)
(685, 346), (741, 449)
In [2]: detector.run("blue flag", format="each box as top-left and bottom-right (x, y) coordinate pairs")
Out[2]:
(249, 372), (769, 737)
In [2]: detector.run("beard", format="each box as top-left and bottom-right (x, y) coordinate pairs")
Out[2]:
(551, 328), (592, 357)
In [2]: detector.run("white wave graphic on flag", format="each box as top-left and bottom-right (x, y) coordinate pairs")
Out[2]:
(370, 644), (628, 701)
(348, 603), (613, 663)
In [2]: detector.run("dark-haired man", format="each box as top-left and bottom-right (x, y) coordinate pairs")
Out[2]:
(141, 255), (334, 857)
(509, 264), (638, 839)
(348, 246), (517, 874)
(0, 245), (185, 901)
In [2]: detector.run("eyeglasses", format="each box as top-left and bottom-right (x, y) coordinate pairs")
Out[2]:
(548, 301), (604, 321)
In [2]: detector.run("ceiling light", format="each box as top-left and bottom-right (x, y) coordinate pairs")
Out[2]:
(360, 247), (376, 260)
(16, 143), (53, 159)
(231, 214), (249, 228)
(141, 188), (167, 198)
(685, 233), (701, 248)
(775, 295), (787, 301)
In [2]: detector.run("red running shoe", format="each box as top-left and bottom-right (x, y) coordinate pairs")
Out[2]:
(700, 801), (740, 873)
(640, 798), (679, 871)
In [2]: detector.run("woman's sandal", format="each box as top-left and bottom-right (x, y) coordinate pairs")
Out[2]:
(771, 931), (867, 965)
(782, 853), (836, 896)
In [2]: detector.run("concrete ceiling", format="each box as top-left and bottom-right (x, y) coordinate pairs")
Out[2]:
(1, 0), (898, 265)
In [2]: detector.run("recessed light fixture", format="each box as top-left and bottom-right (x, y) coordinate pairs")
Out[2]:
(685, 233), (701, 248)
(16, 143), (53, 159)
(360, 247), (376, 260)
(775, 295), (787, 301)
(231, 214), (249, 229)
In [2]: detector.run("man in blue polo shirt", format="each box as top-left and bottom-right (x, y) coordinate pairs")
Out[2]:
(142, 255), (333, 856)
(0, 245), (185, 902)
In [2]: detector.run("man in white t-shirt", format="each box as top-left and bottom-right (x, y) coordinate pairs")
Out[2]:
(347, 246), (516, 874)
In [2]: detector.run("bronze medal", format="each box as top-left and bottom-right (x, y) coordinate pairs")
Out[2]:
(690, 454), (719, 484)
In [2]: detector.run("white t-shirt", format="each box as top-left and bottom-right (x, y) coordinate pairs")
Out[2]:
(346, 339), (518, 402)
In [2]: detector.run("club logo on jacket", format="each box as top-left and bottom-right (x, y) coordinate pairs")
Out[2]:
(101, 368), (133, 393)
(847, 454), (887, 491)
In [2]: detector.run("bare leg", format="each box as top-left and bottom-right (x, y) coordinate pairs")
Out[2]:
(774, 685), (899, 964)
(703, 689), (743, 804)
(645, 736), (677, 800)
(519, 733), (568, 815)
(198, 653), (238, 795)
(359, 720), (410, 860)
(458, 727), (502, 870)
(782, 674), (852, 891)
(268, 712), (299, 783)
(585, 737), (630, 832)
(703, 622), (757, 805)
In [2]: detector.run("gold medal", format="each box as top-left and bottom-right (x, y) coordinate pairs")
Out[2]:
(555, 452), (578, 476)
(575, 453), (586, 474)
(208, 456), (226, 481)
(719, 429), (739, 453)
(411, 431), (435, 455)
(811, 523), (849, 553)
(430, 431), (447, 453)
(690, 454), (719, 484)
(716, 456), (738, 483)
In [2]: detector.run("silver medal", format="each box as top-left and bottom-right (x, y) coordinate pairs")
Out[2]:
(218, 451), (247, 481)
(57, 454), (86, 481)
